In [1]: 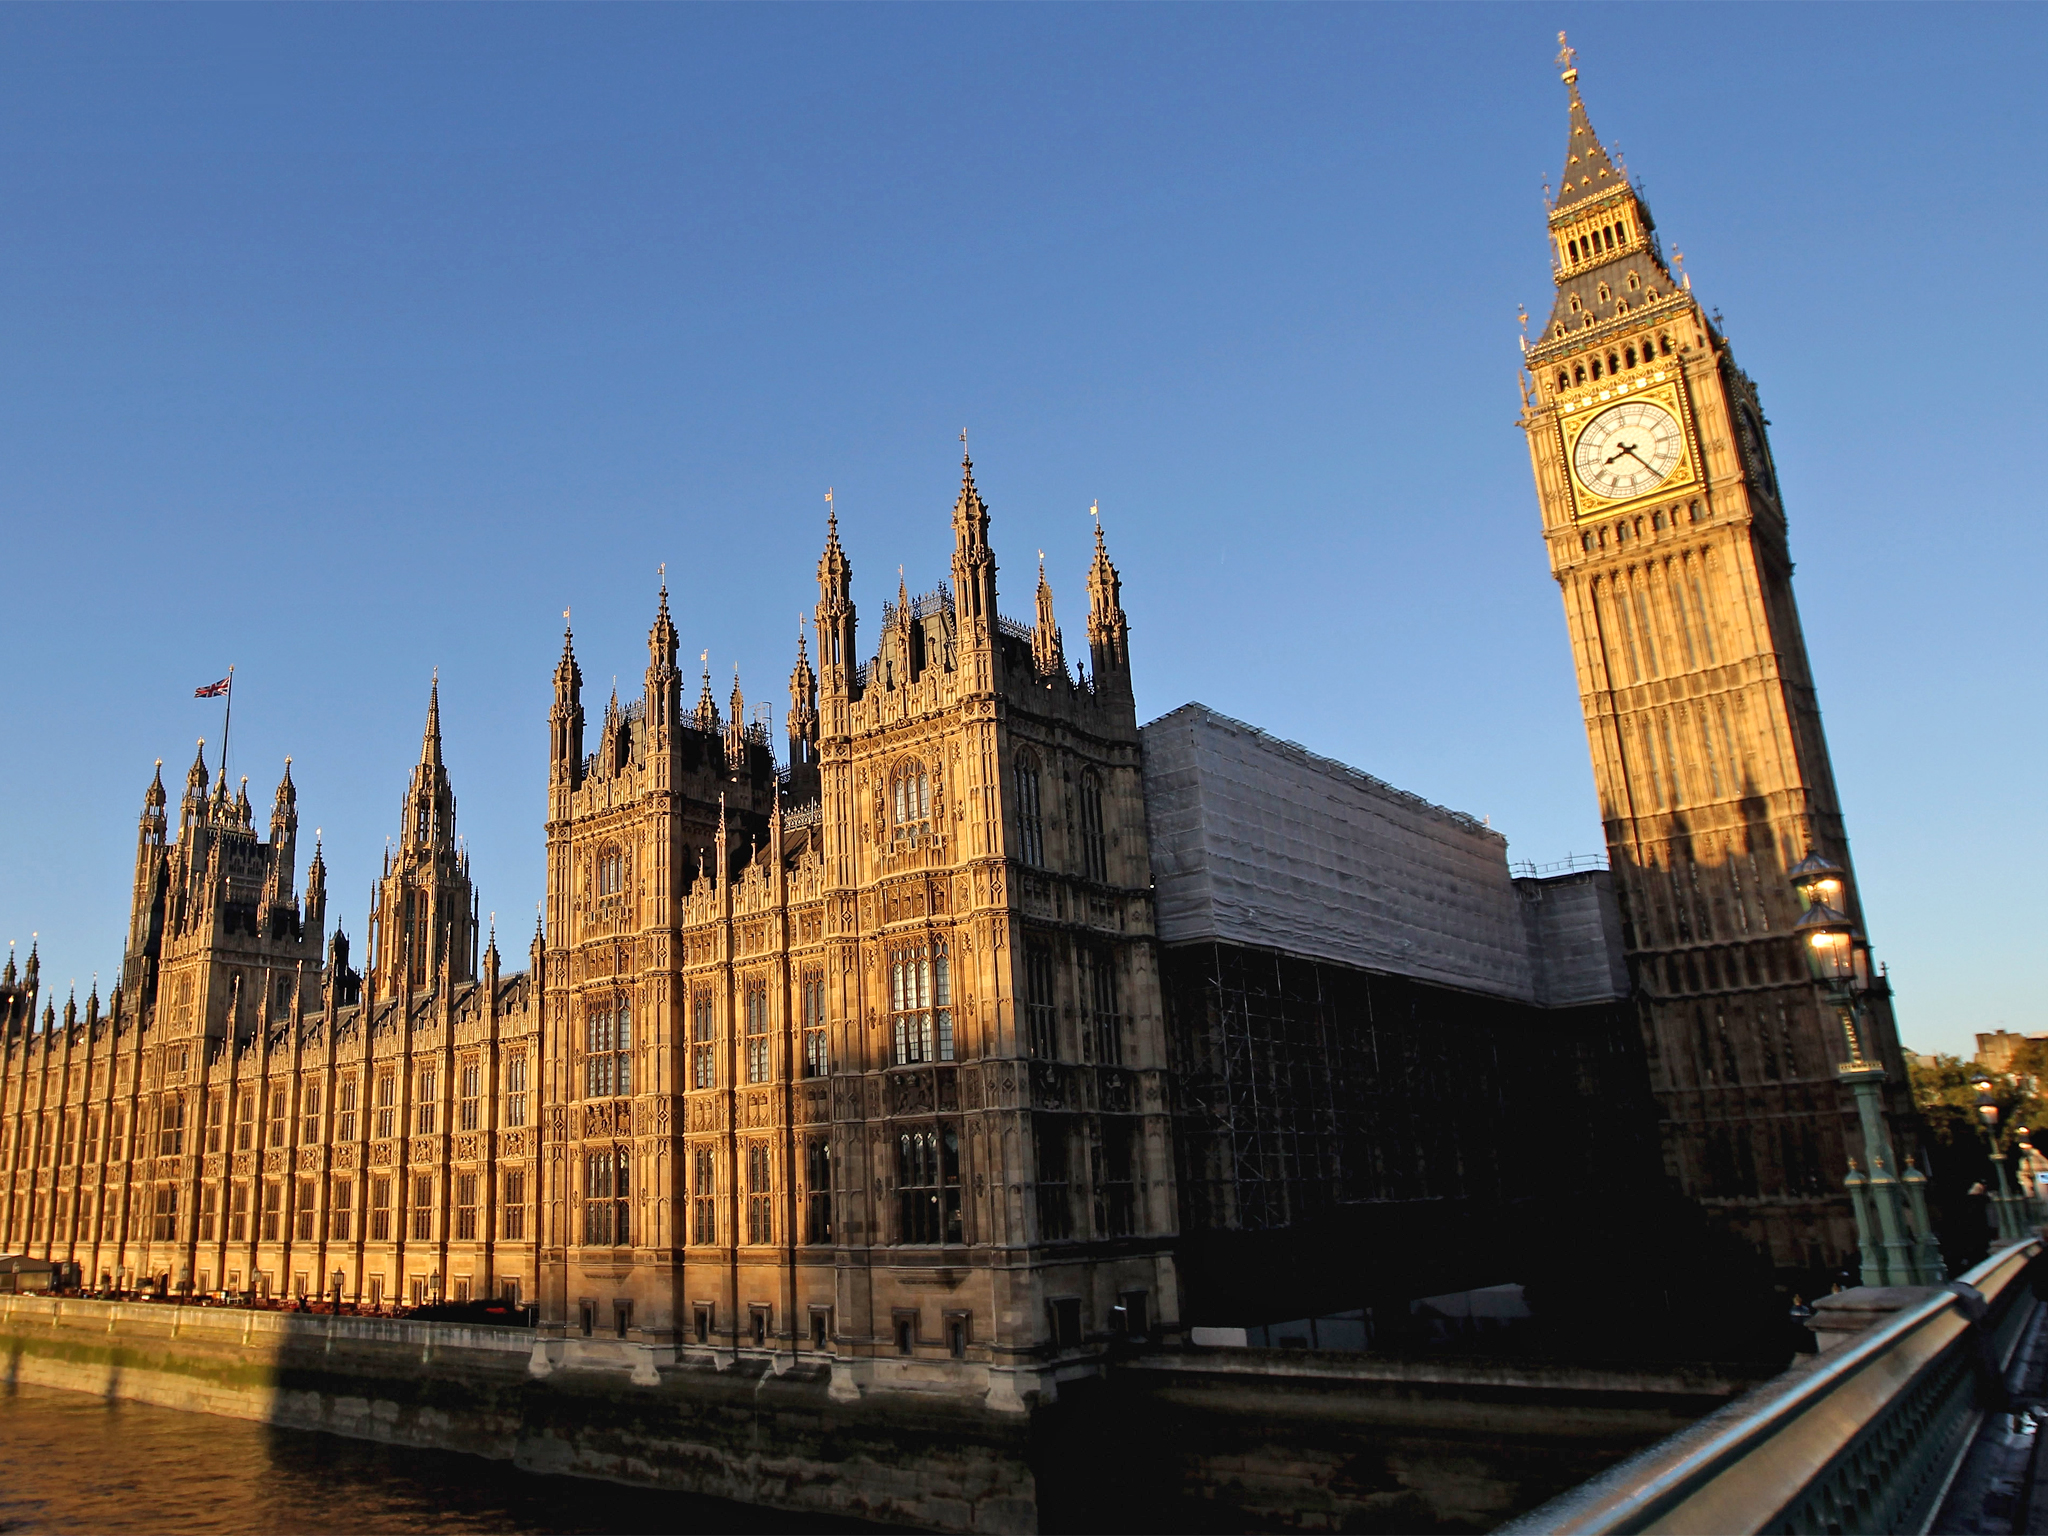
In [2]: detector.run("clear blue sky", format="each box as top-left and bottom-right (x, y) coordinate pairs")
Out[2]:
(0, 5), (2038, 1058)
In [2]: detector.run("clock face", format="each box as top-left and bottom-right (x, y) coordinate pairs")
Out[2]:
(1573, 400), (1685, 502)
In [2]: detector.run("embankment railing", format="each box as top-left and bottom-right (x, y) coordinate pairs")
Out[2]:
(1502, 1237), (2043, 1535)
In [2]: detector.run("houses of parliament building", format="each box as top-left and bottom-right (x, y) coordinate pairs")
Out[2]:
(0, 451), (1170, 1406)
(0, 48), (1913, 1396)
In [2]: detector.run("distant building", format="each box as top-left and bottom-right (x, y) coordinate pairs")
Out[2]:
(1975, 1032), (2044, 1077)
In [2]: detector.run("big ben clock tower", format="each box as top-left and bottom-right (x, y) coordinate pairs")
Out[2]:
(1519, 40), (1909, 1276)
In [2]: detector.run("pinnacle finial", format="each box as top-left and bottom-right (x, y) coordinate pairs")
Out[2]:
(825, 485), (836, 536)
(1556, 30), (1577, 79)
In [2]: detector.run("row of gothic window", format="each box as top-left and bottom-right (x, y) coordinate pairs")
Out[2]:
(1579, 499), (1705, 552)
(1, 1058), (531, 1170)
(10, 1168), (535, 1253)
(1556, 332), (1672, 393)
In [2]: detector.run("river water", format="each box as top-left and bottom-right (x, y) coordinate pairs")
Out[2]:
(0, 1381), (867, 1533)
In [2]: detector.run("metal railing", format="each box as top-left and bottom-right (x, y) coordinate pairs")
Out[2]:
(1503, 1237), (2042, 1535)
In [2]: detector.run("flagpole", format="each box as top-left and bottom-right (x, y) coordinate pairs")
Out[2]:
(219, 665), (235, 780)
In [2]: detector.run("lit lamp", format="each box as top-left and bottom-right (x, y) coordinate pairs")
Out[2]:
(1788, 846), (1945, 1285)
(1972, 1072), (2026, 1242)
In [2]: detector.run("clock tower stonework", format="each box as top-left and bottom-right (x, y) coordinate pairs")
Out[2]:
(1519, 45), (1909, 1275)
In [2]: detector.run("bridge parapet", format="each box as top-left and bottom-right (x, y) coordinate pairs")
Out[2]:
(1503, 1237), (2043, 1535)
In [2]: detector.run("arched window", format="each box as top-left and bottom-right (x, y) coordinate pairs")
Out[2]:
(1013, 757), (1044, 867)
(1557, 369), (1569, 393)
(744, 980), (769, 1085)
(597, 844), (625, 898)
(891, 761), (931, 845)
(582, 1148), (628, 1247)
(1590, 357), (1602, 380)
(896, 1126), (961, 1246)
(1580, 531), (1594, 553)
(1078, 773), (1107, 882)
(1607, 351), (1621, 374)
(890, 941), (953, 1065)
(585, 995), (631, 1098)
(1658, 333), (1672, 356)
(1573, 363), (1586, 386)
(1624, 345), (1638, 369)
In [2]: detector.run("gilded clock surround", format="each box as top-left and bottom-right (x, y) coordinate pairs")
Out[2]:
(1518, 46), (1912, 1281)
(1558, 379), (1699, 518)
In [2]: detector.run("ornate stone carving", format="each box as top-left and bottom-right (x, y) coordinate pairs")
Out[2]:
(296, 1145), (321, 1170)
(455, 1133), (482, 1161)
(331, 1144), (356, 1171)
(410, 1137), (436, 1164)
(888, 1070), (933, 1117)
(203, 1154), (224, 1178)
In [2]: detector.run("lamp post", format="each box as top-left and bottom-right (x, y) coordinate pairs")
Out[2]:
(1970, 1073), (2029, 1243)
(1790, 849), (1945, 1285)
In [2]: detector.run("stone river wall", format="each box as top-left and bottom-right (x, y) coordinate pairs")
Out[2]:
(0, 1294), (1769, 1533)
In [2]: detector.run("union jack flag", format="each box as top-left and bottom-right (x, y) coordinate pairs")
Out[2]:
(193, 676), (231, 698)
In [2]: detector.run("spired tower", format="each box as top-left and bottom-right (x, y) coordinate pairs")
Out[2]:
(368, 680), (481, 997)
(1518, 43), (1906, 1274)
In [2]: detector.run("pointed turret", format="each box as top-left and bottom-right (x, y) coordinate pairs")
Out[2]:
(1537, 36), (1675, 345)
(815, 494), (859, 699)
(421, 675), (444, 768)
(551, 616), (585, 790)
(646, 577), (680, 740)
(695, 658), (720, 732)
(144, 760), (167, 815)
(950, 443), (998, 625)
(271, 757), (298, 845)
(725, 667), (748, 768)
(183, 740), (210, 822)
(1033, 555), (1064, 677)
(1086, 510), (1131, 686)
(787, 619), (819, 775)
(1552, 40), (1623, 213)
(305, 830), (328, 941)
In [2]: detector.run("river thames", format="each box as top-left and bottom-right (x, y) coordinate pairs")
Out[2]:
(0, 1381), (870, 1533)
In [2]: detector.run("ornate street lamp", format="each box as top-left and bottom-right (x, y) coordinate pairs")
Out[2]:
(1971, 1073), (2028, 1243)
(1790, 847), (1945, 1285)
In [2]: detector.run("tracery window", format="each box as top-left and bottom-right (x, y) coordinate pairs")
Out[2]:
(583, 1149), (629, 1246)
(198, 1184), (218, 1241)
(890, 942), (953, 1065)
(744, 981), (770, 1085)
(270, 1087), (288, 1146)
(374, 1072), (396, 1140)
(411, 1174), (433, 1241)
(746, 1142), (773, 1244)
(152, 1186), (178, 1243)
(1078, 773), (1107, 882)
(896, 1125), (960, 1246)
(1014, 758), (1044, 867)
(230, 1182), (250, 1241)
(800, 971), (827, 1078)
(804, 1136), (832, 1245)
(691, 989), (717, 1090)
(158, 1095), (185, 1157)
(891, 761), (931, 844)
(459, 1059), (481, 1131)
(1035, 1130), (1072, 1241)
(301, 1084), (321, 1144)
(337, 1077), (358, 1142)
(690, 1145), (716, 1246)
(455, 1173), (478, 1240)
(1080, 946), (1123, 1066)
(369, 1176), (391, 1241)
(414, 1070), (436, 1135)
(262, 1181), (282, 1242)
(585, 996), (631, 1098)
(1092, 1125), (1136, 1239)
(1025, 939), (1058, 1060)
(501, 1171), (525, 1240)
(504, 1054), (528, 1127)
(331, 1178), (353, 1241)
(296, 1180), (316, 1241)
(596, 844), (626, 899)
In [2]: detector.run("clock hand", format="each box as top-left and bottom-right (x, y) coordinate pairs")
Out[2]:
(1603, 440), (1640, 466)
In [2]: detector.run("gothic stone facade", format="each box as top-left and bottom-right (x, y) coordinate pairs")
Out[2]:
(537, 454), (1174, 1404)
(0, 712), (542, 1308)
(1519, 55), (1908, 1274)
